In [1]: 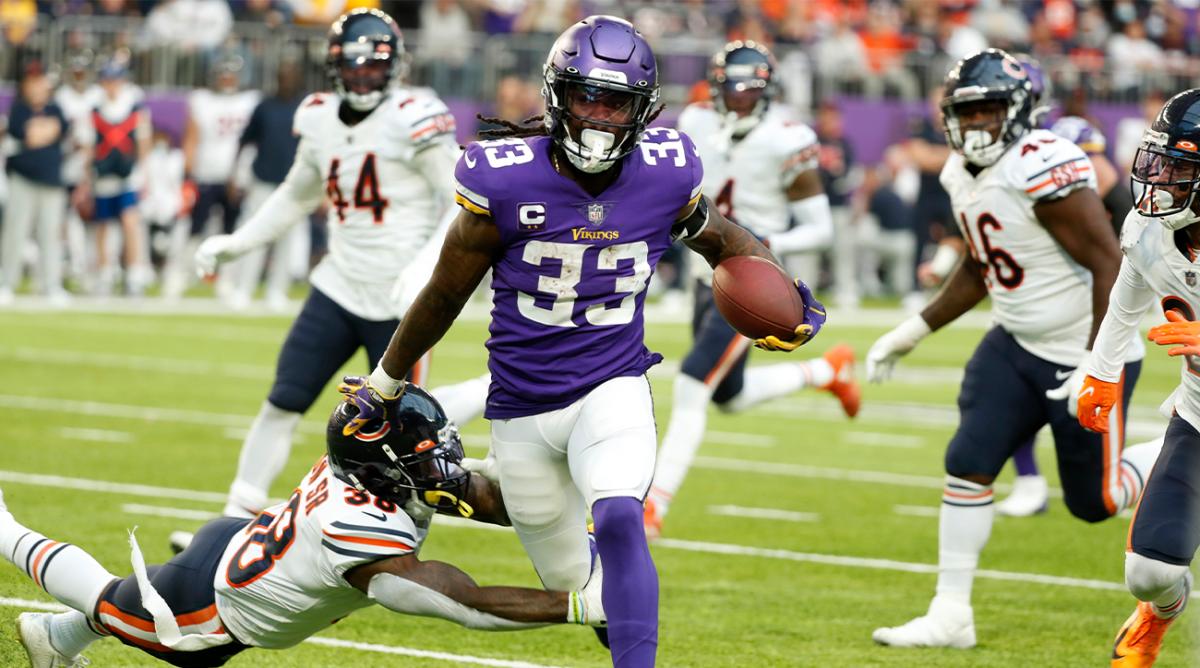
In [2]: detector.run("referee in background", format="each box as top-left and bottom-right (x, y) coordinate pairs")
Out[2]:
(1, 61), (69, 306)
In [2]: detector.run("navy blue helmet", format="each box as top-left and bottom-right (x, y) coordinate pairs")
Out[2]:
(708, 40), (777, 136)
(941, 49), (1033, 166)
(327, 8), (404, 111)
(1131, 89), (1200, 224)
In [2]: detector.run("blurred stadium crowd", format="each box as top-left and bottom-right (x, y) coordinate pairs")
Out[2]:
(0, 0), (1190, 308)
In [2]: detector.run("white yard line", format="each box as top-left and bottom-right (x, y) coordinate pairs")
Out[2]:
(57, 427), (134, 443)
(707, 505), (820, 523)
(1, 346), (274, 379)
(0, 597), (563, 668)
(893, 504), (940, 518)
(0, 470), (227, 503)
(706, 431), (776, 447)
(121, 503), (218, 521)
(843, 431), (924, 449)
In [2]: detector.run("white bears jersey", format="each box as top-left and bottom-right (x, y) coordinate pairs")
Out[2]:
(214, 456), (429, 649)
(187, 89), (259, 184)
(54, 84), (102, 185)
(678, 103), (818, 236)
(1090, 214), (1200, 430)
(284, 88), (457, 320)
(941, 128), (1114, 366)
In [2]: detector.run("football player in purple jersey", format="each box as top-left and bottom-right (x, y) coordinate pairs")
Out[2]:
(335, 15), (824, 667)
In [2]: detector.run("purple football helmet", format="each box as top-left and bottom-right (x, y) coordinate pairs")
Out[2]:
(542, 15), (659, 173)
(1014, 53), (1051, 126)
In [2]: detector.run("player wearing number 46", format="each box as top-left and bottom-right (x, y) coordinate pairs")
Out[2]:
(3, 386), (606, 668)
(339, 15), (824, 667)
(1080, 89), (1200, 667)
(190, 9), (490, 522)
(867, 49), (1160, 649)
(644, 40), (859, 540)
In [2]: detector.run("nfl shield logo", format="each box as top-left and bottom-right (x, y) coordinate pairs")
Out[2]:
(587, 203), (607, 226)
(1188, 271), (1197, 288)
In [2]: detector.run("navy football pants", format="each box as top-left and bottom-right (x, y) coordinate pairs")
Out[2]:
(1129, 415), (1200, 565)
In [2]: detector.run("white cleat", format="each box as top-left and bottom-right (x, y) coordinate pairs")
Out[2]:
(17, 612), (90, 667)
(995, 475), (1049, 517)
(168, 531), (195, 555)
(872, 597), (976, 649)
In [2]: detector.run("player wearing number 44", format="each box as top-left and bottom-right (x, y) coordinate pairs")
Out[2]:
(867, 49), (1160, 649)
(3, 386), (606, 668)
(189, 9), (490, 523)
(338, 15), (824, 668)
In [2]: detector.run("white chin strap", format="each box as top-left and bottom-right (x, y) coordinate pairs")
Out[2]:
(962, 129), (1007, 167)
(346, 89), (384, 112)
(565, 128), (618, 173)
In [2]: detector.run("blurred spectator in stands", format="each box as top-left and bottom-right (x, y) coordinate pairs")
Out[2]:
(971, 0), (1028, 51)
(1, 0), (38, 79)
(226, 61), (307, 312)
(903, 86), (955, 291)
(1115, 88), (1166, 176)
(0, 61), (69, 306)
(1108, 19), (1162, 99)
(935, 5), (986, 61)
(855, 147), (917, 303)
(230, 0), (292, 28)
(516, 0), (577, 35)
(417, 0), (474, 95)
(812, 12), (869, 94)
(144, 0), (233, 53)
(77, 58), (152, 296)
(55, 51), (101, 288)
(475, 74), (540, 138)
(93, 0), (143, 17)
(292, 0), (381, 26)
(725, 0), (773, 44)
(164, 54), (259, 300)
(858, 2), (918, 98)
(815, 102), (859, 307)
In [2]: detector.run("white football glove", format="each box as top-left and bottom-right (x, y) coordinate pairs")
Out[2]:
(194, 234), (242, 278)
(567, 552), (605, 626)
(865, 315), (932, 383)
(1045, 363), (1087, 417)
(461, 447), (500, 485)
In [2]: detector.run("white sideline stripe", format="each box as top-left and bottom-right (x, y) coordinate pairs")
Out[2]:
(122, 503), (218, 521)
(58, 427), (133, 443)
(893, 504), (940, 518)
(843, 431), (923, 449)
(0, 394), (327, 436)
(707, 505), (819, 523)
(0, 598), (562, 668)
(653, 538), (1125, 591)
(1, 346), (274, 379)
(707, 431), (775, 447)
(0, 470), (227, 503)
(693, 456), (1065, 498)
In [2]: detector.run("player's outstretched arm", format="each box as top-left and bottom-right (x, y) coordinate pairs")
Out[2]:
(919, 251), (988, 332)
(440, 472), (510, 527)
(345, 552), (604, 629)
(680, 195), (779, 268)
(1035, 187), (1122, 348)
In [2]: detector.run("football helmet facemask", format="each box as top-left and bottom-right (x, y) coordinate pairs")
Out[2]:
(709, 40), (777, 138)
(1131, 89), (1200, 228)
(327, 8), (405, 112)
(941, 49), (1033, 167)
(543, 15), (659, 174)
(327, 385), (473, 517)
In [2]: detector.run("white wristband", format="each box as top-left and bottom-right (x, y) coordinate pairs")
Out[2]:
(897, 314), (934, 341)
(369, 365), (405, 398)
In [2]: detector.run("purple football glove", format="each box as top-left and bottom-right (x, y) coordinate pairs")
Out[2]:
(753, 279), (826, 351)
(336, 375), (404, 436)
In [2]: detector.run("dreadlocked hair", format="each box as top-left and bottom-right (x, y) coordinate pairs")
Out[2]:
(473, 104), (666, 141)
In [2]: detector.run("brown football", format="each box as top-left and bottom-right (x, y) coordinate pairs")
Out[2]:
(712, 256), (804, 340)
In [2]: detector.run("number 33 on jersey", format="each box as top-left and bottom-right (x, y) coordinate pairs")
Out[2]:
(452, 129), (704, 418)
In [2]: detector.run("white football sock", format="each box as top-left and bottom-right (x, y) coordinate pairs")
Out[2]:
(650, 374), (715, 515)
(0, 515), (116, 614)
(224, 401), (302, 517)
(719, 362), (821, 414)
(935, 476), (994, 606)
(431, 374), (491, 427)
(49, 610), (105, 656)
(1117, 437), (1164, 512)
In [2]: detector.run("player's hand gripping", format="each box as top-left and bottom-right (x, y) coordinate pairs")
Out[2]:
(754, 279), (826, 351)
(461, 447), (500, 485)
(1076, 374), (1121, 433)
(194, 234), (241, 278)
(865, 315), (932, 383)
(1045, 365), (1087, 417)
(1149, 310), (1200, 357)
(337, 375), (406, 436)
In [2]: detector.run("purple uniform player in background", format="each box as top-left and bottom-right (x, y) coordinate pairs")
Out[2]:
(335, 16), (825, 667)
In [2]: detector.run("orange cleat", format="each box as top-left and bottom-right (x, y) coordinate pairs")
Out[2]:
(1112, 602), (1177, 667)
(643, 497), (662, 541)
(821, 344), (861, 418)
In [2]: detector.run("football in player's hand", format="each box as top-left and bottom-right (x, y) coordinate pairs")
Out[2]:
(712, 256), (805, 340)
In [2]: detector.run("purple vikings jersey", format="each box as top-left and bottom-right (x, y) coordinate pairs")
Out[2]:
(454, 130), (704, 418)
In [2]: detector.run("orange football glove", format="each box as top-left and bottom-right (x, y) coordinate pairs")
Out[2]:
(1148, 310), (1200, 357)
(1077, 374), (1120, 433)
